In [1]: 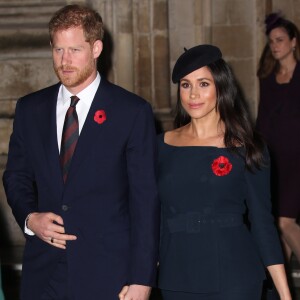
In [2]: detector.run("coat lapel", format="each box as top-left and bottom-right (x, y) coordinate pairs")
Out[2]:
(64, 79), (112, 185)
(37, 83), (64, 194)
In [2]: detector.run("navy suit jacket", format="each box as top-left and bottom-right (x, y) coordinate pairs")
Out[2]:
(3, 78), (160, 299)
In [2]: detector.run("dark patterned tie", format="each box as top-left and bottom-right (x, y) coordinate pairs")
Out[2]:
(60, 96), (80, 182)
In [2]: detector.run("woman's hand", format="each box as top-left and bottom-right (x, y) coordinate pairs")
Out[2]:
(119, 284), (151, 300)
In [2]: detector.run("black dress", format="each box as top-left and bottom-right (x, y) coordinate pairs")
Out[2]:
(256, 62), (300, 218)
(157, 134), (284, 299)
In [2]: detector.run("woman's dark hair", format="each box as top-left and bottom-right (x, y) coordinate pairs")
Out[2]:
(174, 58), (265, 171)
(257, 13), (300, 78)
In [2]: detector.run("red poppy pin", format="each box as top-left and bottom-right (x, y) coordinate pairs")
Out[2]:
(211, 156), (232, 176)
(94, 110), (106, 124)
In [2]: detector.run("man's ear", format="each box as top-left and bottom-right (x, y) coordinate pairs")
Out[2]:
(93, 40), (103, 59)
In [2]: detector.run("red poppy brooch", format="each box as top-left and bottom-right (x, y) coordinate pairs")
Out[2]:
(94, 110), (106, 124)
(211, 156), (232, 176)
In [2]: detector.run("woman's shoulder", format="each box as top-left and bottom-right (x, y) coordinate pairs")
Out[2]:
(293, 60), (300, 75)
(259, 71), (275, 84)
(157, 129), (181, 145)
(164, 129), (181, 143)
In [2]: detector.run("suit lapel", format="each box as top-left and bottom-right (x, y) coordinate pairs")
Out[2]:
(65, 79), (112, 185)
(37, 83), (64, 193)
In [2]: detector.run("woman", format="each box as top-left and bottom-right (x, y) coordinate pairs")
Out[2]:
(157, 44), (291, 299)
(256, 13), (300, 267)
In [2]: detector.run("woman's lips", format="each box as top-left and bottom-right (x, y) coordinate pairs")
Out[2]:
(188, 103), (203, 109)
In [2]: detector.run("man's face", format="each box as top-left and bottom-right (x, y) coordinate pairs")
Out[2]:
(52, 26), (102, 94)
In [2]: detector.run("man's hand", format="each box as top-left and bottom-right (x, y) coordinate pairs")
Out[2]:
(27, 212), (77, 249)
(119, 284), (151, 300)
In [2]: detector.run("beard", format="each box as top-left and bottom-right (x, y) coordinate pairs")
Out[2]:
(54, 58), (96, 88)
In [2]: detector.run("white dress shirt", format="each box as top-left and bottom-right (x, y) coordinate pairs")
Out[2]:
(56, 72), (101, 151)
(25, 72), (101, 235)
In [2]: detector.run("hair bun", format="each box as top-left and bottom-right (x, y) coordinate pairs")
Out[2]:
(265, 12), (284, 34)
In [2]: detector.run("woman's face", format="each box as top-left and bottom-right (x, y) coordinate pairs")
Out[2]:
(268, 27), (296, 61)
(180, 66), (218, 121)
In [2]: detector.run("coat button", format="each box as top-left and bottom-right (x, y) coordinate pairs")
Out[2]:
(62, 205), (69, 211)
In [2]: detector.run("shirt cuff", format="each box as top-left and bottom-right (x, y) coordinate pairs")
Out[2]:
(24, 213), (35, 236)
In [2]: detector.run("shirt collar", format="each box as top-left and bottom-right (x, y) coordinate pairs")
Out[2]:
(60, 72), (101, 106)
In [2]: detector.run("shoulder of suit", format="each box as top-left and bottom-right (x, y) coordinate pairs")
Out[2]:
(101, 78), (149, 107)
(19, 82), (61, 102)
(16, 83), (60, 109)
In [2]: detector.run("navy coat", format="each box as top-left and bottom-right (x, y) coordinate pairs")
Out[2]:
(157, 134), (283, 294)
(3, 78), (160, 299)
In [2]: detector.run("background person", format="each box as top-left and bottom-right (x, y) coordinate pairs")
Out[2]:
(256, 13), (300, 269)
(0, 267), (4, 300)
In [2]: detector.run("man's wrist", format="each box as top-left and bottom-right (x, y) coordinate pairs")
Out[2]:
(24, 212), (36, 236)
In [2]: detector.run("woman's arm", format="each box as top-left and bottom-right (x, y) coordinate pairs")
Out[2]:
(267, 264), (291, 300)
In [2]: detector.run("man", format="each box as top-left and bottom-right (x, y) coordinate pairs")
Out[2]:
(3, 4), (159, 300)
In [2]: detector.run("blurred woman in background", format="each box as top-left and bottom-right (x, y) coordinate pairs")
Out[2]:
(256, 13), (300, 268)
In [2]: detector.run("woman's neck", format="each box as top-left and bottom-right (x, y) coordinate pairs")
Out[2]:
(182, 117), (225, 147)
(189, 118), (222, 138)
(276, 56), (297, 83)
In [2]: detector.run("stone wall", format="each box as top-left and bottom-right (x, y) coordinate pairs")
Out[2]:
(1, 0), (300, 248)
(93, 0), (172, 130)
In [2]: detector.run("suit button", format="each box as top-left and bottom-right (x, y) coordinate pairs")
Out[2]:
(62, 205), (69, 211)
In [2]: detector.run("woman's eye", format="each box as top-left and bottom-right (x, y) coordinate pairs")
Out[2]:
(181, 82), (190, 88)
(200, 82), (209, 87)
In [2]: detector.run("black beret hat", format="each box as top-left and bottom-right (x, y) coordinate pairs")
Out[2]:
(172, 44), (222, 83)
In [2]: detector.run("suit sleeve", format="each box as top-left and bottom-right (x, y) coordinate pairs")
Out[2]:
(244, 149), (284, 266)
(125, 101), (160, 286)
(2, 99), (38, 231)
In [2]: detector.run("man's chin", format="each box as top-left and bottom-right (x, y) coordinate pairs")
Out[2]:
(59, 77), (76, 87)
